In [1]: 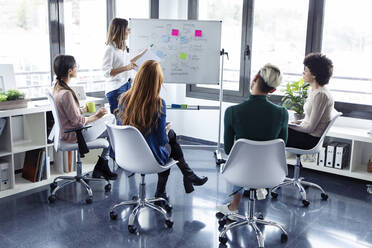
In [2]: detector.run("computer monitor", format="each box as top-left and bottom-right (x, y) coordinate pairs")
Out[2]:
(0, 64), (16, 92)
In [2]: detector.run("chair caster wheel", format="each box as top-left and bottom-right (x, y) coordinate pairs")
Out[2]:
(164, 204), (173, 212)
(219, 236), (228, 244)
(257, 214), (264, 220)
(48, 195), (56, 203)
(105, 183), (111, 192)
(132, 196), (138, 201)
(165, 219), (173, 228)
(218, 218), (227, 227)
(50, 182), (57, 191)
(321, 193), (328, 200)
(110, 211), (118, 220)
(302, 200), (310, 207)
(271, 191), (278, 199)
(86, 198), (93, 204)
(216, 212), (225, 219)
(128, 225), (137, 234)
(281, 233), (288, 242)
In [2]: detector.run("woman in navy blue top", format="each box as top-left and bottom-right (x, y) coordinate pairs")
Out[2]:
(116, 60), (208, 202)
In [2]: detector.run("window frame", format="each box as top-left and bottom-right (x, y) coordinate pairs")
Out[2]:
(186, 0), (372, 119)
(24, 0), (155, 100)
(185, 0), (253, 103)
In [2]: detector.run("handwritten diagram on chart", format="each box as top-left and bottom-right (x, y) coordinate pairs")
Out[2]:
(129, 19), (222, 84)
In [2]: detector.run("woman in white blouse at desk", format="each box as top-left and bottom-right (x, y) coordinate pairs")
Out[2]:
(103, 18), (147, 113)
(287, 53), (335, 149)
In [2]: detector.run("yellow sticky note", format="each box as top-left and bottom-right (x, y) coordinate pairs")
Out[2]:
(179, 52), (187, 60)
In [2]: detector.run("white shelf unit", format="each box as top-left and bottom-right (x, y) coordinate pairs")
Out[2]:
(0, 97), (105, 199)
(287, 121), (372, 182)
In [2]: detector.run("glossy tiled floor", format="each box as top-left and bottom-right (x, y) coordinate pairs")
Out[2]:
(1, 149), (372, 248)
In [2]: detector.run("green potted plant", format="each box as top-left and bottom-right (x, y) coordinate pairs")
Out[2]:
(281, 78), (309, 120)
(0, 89), (27, 110)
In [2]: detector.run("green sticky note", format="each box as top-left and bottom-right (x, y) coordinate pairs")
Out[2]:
(179, 52), (187, 60)
(180, 104), (188, 109)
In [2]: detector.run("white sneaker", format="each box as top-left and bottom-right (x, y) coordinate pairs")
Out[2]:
(256, 188), (268, 200)
(216, 204), (238, 221)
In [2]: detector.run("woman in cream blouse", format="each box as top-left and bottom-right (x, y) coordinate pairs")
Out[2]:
(288, 53), (335, 149)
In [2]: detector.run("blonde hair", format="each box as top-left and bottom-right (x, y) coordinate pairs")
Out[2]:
(105, 18), (128, 50)
(259, 63), (282, 88)
(117, 60), (164, 134)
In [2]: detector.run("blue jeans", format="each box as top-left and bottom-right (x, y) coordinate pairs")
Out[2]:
(106, 79), (132, 114)
(106, 79), (132, 159)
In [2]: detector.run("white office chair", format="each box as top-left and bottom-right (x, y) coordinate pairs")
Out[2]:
(218, 139), (288, 248)
(271, 112), (342, 207)
(47, 92), (111, 204)
(106, 124), (178, 233)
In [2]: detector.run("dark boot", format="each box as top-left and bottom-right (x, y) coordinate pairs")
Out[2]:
(92, 156), (117, 180)
(154, 170), (171, 207)
(177, 159), (208, 194)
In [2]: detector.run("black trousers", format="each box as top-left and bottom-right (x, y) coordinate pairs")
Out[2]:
(156, 129), (193, 196)
(286, 128), (320, 150)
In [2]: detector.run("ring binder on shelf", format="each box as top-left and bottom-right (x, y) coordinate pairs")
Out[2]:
(317, 146), (326, 167)
(334, 143), (350, 170)
(325, 143), (338, 168)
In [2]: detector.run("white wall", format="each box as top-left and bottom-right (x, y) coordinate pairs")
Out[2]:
(161, 84), (234, 143)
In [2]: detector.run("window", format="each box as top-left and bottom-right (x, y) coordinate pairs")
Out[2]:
(116, 0), (150, 19)
(188, 0), (307, 102)
(251, 0), (308, 95)
(322, 0), (372, 106)
(64, 0), (107, 93)
(0, 0), (50, 98)
(197, 0), (243, 91)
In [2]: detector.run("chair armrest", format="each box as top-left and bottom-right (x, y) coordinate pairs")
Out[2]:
(64, 125), (92, 133)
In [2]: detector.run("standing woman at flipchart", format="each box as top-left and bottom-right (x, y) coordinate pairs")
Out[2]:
(103, 18), (147, 114)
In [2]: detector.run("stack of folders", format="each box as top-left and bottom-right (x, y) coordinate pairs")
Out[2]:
(22, 149), (48, 182)
(317, 143), (350, 169)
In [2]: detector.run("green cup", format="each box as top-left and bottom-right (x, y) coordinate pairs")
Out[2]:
(86, 102), (96, 113)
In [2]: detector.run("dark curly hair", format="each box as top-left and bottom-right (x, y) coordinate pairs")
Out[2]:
(303, 53), (333, 86)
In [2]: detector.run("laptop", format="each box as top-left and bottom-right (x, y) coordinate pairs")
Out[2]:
(70, 85), (87, 101)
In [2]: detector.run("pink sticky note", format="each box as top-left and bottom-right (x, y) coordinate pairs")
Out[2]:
(171, 29), (179, 36)
(195, 30), (202, 37)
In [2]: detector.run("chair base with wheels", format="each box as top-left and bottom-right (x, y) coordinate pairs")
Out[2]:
(217, 189), (288, 248)
(271, 154), (328, 207)
(271, 113), (342, 206)
(48, 149), (111, 204)
(109, 174), (173, 233)
(47, 91), (112, 204)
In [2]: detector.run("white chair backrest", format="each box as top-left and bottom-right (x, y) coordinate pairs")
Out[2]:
(221, 139), (288, 189)
(47, 91), (61, 151)
(307, 111), (342, 153)
(106, 124), (164, 174)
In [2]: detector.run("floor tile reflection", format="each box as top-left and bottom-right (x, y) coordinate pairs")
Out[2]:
(0, 149), (371, 248)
